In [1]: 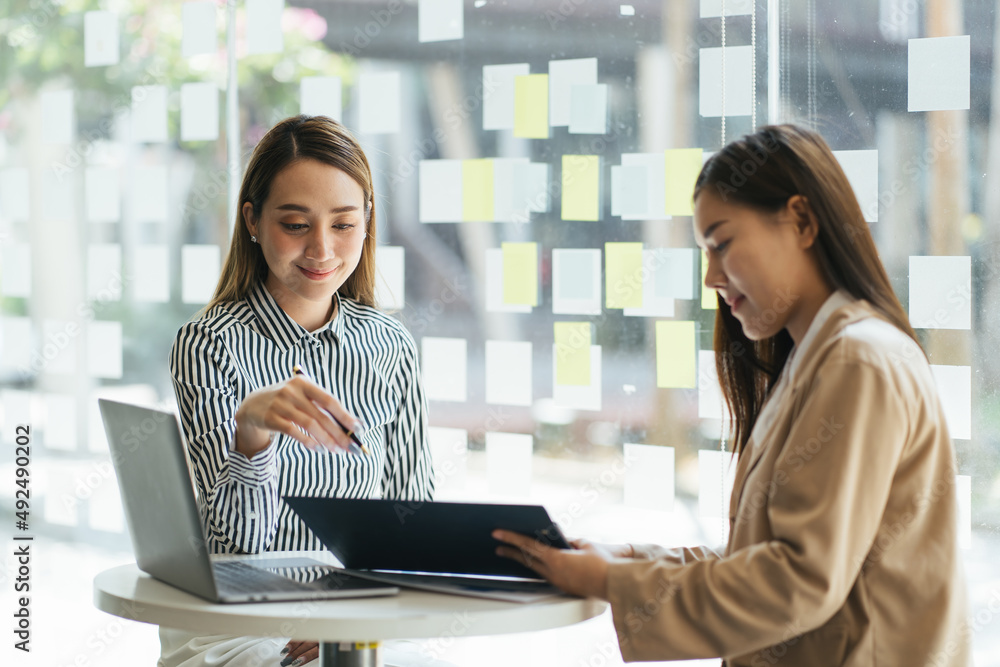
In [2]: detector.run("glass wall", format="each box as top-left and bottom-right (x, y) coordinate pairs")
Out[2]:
(1, 0), (997, 664)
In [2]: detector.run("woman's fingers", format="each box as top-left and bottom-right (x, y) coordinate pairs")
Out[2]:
(493, 530), (556, 574)
(290, 376), (365, 438)
(281, 640), (319, 666)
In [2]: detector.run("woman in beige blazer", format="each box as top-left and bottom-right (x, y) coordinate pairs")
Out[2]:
(495, 125), (970, 666)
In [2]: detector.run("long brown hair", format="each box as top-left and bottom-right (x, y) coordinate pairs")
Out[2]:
(694, 125), (919, 455)
(205, 115), (377, 313)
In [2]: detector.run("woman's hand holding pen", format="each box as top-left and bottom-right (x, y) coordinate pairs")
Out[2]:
(492, 531), (616, 600)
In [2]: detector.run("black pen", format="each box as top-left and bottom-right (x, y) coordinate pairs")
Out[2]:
(292, 364), (369, 456)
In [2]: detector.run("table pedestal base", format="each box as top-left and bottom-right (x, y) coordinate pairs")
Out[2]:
(318, 641), (382, 667)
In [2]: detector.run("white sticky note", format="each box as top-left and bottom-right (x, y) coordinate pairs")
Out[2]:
(700, 0), (753, 16)
(552, 249), (602, 315)
(181, 82), (219, 141)
(483, 63), (530, 131)
(375, 245), (405, 310)
(1, 243), (31, 298)
(624, 444), (675, 511)
(300, 76), (342, 120)
(908, 36), (970, 112)
(87, 320), (123, 379)
(549, 58), (598, 127)
(41, 89), (74, 144)
(698, 350), (727, 420)
(182, 245), (221, 304)
(517, 163), (551, 213)
(1, 317), (32, 375)
(246, 0), (284, 55)
(0, 168), (30, 222)
(486, 432), (533, 497)
(909, 256), (971, 329)
(42, 171), (73, 221)
(89, 475), (125, 533)
(699, 46), (753, 117)
(182, 1), (217, 58)
(133, 245), (170, 303)
(429, 427), (468, 497)
(834, 150), (879, 223)
(622, 153), (667, 220)
(419, 160), (463, 223)
(359, 71), (401, 135)
(419, 0), (463, 43)
(131, 166), (168, 223)
(485, 341), (532, 407)
(930, 365), (971, 440)
(624, 249), (675, 318)
(85, 167), (121, 223)
(492, 157), (530, 223)
(85, 11), (119, 66)
(43, 394), (77, 451)
(42, 319), (77, 375)
(486, 249), (531, 313)
(43, 465), (79, 526)
(569, 84), (608, 134)
(88, 244), (123, 302)
(611, 165), (649, 219)
(422, 337), (467, 402)
(654, 248), (697, 299)
(131, 85), (168, 143)
(553, 345), (602, 411)
(956, 475), (971, 550)
(2, 391), (34, 443)
(699, 449), (736, 518)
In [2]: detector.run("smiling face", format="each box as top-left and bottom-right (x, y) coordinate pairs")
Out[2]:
(244, 159), (369, 331)
(694, 191), (832, 344)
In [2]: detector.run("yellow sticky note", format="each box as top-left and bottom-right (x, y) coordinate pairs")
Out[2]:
(656, 320), (697, 388)
(462, 159), (494, 221)
(605, 242), (644, 309)
(701, 250), (718, 309)
(665, 148), (704, 216)
(555, 322), (591, 386)
(514, 74), (549, 139)
(561, 155), (600, 221)
(502, 242), (538, 306)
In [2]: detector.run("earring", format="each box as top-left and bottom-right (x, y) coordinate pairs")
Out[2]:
(251, 235), (257, 243)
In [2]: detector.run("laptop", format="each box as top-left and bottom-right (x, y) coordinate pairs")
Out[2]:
(98, 398), (399, 603)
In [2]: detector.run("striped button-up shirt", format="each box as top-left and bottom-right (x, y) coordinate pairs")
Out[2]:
(169, 282), (435, 554)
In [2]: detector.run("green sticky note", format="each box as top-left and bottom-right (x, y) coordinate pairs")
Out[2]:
(555, 322), (592, 386)
(561, 155), (600, 221)
(502, 242), (538, 306)
(656, 320), (697, 388)
(463, 159), (494, 221)
(514, 74), (549, 139)
(605, 242), (644, 309)
(665, 148), (704, 216)
(701, 250), (718, 310)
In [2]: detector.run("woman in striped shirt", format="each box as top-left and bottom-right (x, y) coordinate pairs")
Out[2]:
(166, 115), (435, 667)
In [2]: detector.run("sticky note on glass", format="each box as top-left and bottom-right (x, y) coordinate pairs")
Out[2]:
(132, 85), (168, 143)
(43, 172), (73, 221)
(181, 82), (219, 141)
(569, 84), (607, 134)
(909, 256), (971, 329)
(956, 475), (971, 550)
(908, 36), (970, 112)
(419, 0), (463, 42)
(624, 249), (675, 318)
(41, 319), (76, 375)
(930, 365), (971, 440)
(702, 250), (718, 310)
(553, 344), (602, 411)
(700, 0), (753, 16)
(514, 74), (549, 139)
(485, 341), (532, 406)
(429, 427), (468, 496)
(699, 449), (736, 518)
(552, 248), (602, 315)
(85, 168), (120, 223)
(653, 248), (697, 300)
(699, 46), (753, 117)
(1, 244), (31, 298)
(182, 1), (217, 58)
(41, 89), (74, 144)
(300, 76), (342, 120)
(89, 475), (125, 532)
(1, 319), (32, 375)
(555, 322), (592, 386)
(486, 249), (531, 313)
(492, 157), (530, 222)
(517, 162), (551, 213)
(834, 150), (878, 222)
(87, 320), (123, 379)
(548, 57), (598, 127)
(611, 165), (649, 219)
(87, 244), (122, 301)
(605, 242), (643, 309)
(132, 166), (168, 223)
(462, 159), (494, 221)
(85, 11), (119, 66)
(624, 444), (675, 511)
(359, 71), (401, 135)
(622, 153), (667, 220)
(375, 245), (405, 310)
(0, 168), (30, 221)
(422, 337), (467, 402)
(486, 432), (533, 497)
(483, 63), (529, 130)
(134, 245), (170, 303)
(182, 244), (220, 304)
(656, 320), (697, 388)
(419, 160), (463, 223)
(698, 350), (727, 420)
(562, 155), (600, 221)
(665, 148), (704, 216)
(43, 394), (77, 451)
(502, 242), (538, 306)
(246, 0), (284, 55)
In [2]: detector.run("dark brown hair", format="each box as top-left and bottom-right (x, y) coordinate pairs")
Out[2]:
(694, 124), (919, 455)
(206, 115), (377, 312)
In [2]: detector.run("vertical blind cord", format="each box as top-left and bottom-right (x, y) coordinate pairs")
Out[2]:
(751, 0), (758, 130)
(721, 0), (727, 145)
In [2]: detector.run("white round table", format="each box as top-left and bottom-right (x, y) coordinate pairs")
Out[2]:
(93, 555), (607, 667)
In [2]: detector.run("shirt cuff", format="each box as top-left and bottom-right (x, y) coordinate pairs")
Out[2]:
(228, 435), (279, 485)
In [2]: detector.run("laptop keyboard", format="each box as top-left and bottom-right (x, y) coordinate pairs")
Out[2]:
(213, 560), (314, 594)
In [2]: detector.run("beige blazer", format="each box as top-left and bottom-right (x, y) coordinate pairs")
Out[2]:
(607, 299), (970, 665)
